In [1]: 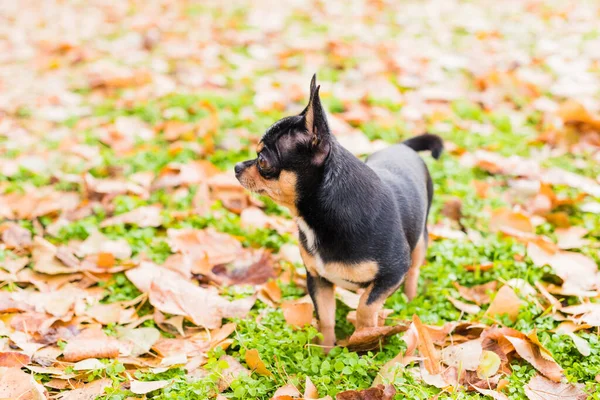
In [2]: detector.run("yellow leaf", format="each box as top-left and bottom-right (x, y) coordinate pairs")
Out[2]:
(477, 350), (501, 379)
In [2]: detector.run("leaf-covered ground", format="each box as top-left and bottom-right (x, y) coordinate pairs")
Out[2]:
(1, 0), (600, 399)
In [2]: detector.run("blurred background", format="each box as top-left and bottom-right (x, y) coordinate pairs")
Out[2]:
(2, 0), (599, 165)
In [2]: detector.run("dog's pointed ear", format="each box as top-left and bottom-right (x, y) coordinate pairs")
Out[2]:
(300, 74), (318, 116)
(303, 85), (329, 148)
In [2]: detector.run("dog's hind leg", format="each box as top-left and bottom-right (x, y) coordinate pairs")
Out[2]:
(404, 233), (427, 301)
(356, 266), (405, 329)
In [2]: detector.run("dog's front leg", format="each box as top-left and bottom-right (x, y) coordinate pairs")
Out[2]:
(306, 272), (336, 351)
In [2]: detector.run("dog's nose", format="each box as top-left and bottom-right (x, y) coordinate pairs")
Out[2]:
(234, 162), (244, 177)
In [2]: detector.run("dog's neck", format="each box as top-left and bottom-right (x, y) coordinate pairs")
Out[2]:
(295, 140), (383, 237)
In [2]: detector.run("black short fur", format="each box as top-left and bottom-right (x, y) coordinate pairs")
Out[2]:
(235, 74), (443, 315)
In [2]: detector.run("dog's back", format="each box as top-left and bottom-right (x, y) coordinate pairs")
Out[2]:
(366, 134), (441, 250)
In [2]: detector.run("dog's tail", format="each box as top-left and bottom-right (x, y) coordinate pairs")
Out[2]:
(402, 133), (444, 160)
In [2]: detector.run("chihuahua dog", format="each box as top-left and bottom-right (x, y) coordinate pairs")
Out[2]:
(235, 75), (443, 349)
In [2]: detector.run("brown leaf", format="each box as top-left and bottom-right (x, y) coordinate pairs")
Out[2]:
(344, 325), (409, 352)
(412, 315), (440, 375)
(524, 374), (587, 400)
(441, 197), (463, 223)
(76, 230), (132, 259)
(490, 209), (535, 238)
(100, 205), (162, 228)
(0, 351), (31, 367)
(62, 328), (120, 362)
(1, 223), (32, 249)
(336, 384), (396, 400)
(212, 250), (276, 285)
(0, 367), (47, 399)
(485, 285), (523, 322)
(31, 236), (79, 274)
(504, 335), (564, 382)
(167, 227), (243, 275)
(57, 378), (111, 400)
(282, 300), (314, 328)
(454, 281), (497, 305)
(245, 348), (272, 376)
(151, 273), (255, 329)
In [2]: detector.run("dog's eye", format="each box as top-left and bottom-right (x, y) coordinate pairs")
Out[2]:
(257, 154), (269, 171)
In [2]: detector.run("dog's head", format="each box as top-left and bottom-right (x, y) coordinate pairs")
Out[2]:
(234, 75), (331, 214)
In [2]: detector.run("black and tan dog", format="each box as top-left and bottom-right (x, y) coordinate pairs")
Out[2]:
(235, 75), (443, 349)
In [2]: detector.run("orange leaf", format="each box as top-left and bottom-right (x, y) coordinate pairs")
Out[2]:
(485, 285), (523, 322)
(412, 314), (441, 375)
(245, 349), (272, 376)
(97, 252), (115, 268)
(281, 301), (313, 328)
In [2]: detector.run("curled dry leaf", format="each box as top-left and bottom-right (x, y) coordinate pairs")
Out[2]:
(485, 285), (523, 322)
(524, 374), (587, 400)
(336, 384), (396, 400)
(245, 348), (272, 376)
(62, 328), (119, 362)
(504, 335), (564, 382)
(446, 295), (481, 315)
(343, 324), (409, 352)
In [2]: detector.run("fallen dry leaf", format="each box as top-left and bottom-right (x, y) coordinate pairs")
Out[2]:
(454, 281), (497, 305)
(504, 335), (564, 382)
(0, 351), (31, 367)
(0, 367), (47, 400)
(446, 295), (481, 315)
(304, 376), (319, 399)
(282, 300), (314, 328)
(336, 384), (396, 400)
(477, 350), (501, 379)
(62, 328), (119, 362)
(555, 227), (590, 250)
(343, 324), (409, 352)
(272, 384), (301, 399)
(485, 285), (523, 322)
(100, 205), (162, 228)
(441, 339), (482, 371)
(472, 386), (509, 400)
(245, 348), (272, 376)
(130, 379), (172, 395)
(57, 378), (111, 400)
(413, 314), (440, 375)
(524, 374), (587, 400)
